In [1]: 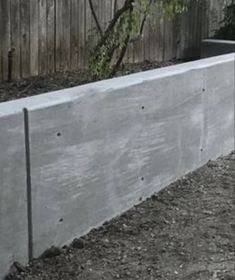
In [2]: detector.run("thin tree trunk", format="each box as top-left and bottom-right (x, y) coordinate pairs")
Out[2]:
(110, 35), (130, 77)
(88, 0), (103, 36)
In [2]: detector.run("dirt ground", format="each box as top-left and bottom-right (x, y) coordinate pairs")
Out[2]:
(0, 59), (188, 103)
(6, 152), (235, 280)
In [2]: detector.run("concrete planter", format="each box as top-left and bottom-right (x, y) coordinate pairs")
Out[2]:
(201, 39), (235, 58)
(0, 53), (234, 279)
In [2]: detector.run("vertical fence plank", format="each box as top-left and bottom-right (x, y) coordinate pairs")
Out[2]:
(55, 0), (62, 71)
(128, 41), (134, 64)
(78, 0), (85, 68)
(133, 12), (144, 63)
(157, 17), (165, 62)
(195, 0), (204, 56)
(70, 0), (79, 70)
(88, 0), (100, 64)
(61, 0), (71, 71)
(97, 0), (104, 39)
(47, 0), (55, 73)
(99, 0), (105, 33)
(164, 15), (177, 61)
(175, 13), (181, 60)
(114, 0), (127, 64)
(85, 0), (91, 68)
(0, 0), (11, 81)
(61, 0), (66, 70)
(0, 0), (2, 80)
(30, 0), (39, 77)
(148, 16), (158, 62)
(191, 0), (199, 58)
(133, 37), (144, 64)
(186, 7), (193, 58)
(20, 0), (30, 78)
(171, 16), (178, 60)
(10, 0), (21, 80)
(202, 0), (210, 40)
(176, 10), (187, 59)
(0, 1), (2, 81)
(188, 1), (196, 58)
(38, 0), (48, 75)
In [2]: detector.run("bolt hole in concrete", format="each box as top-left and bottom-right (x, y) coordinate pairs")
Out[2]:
(202, 88), (206, 91)
(141, 106), (145, 110)
(141, 177), (144, 181)
(57, 132), (61, 137)
(59, 218), (63, 222)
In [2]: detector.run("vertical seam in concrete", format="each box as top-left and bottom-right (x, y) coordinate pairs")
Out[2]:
(23, 108), (33, 261)
(201, 69), (206, 140)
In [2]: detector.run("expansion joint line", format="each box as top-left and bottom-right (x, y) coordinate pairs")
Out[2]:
(23, 108), (33, 261)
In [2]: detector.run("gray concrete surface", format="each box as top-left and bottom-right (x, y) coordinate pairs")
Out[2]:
(0, 53), (234, 277)
(0, 112), (28, 279)
(26, 54), (234, 257)
(201, 39), (235, 58)
(202, 57), (234, 160)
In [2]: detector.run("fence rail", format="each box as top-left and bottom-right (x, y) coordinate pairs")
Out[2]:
(0, 0), (226, 81)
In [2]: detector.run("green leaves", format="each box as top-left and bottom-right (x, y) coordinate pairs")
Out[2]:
(89, 0), (191, 79)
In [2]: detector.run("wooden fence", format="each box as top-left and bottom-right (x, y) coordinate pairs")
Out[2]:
(0, 0), (227, 81)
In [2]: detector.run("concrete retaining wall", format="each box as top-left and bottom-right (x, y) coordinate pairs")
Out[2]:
(0, 111), (28, 278)
(0, 53), (234, 279)
(201, 39), (235, 58)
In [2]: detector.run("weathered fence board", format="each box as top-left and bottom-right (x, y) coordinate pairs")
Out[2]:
(10, 0), (21, 80)
(0, 0), (10, 81)
(47, 0), (56, 73)
(39, 0), (47, 75)
(70, 0), (79, 70)
(78, 0), (85, 68)
(20, 0), (30, 78)
(30, 0), (39, 77)
(0, 0), (227, 81)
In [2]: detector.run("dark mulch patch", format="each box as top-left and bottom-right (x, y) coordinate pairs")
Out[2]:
(0, 59), (189, 103)
(6, 152), (235, 280)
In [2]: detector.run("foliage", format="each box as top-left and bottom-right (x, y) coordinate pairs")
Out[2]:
(88, 0), (192, 79)
(214, 1), (235, 40)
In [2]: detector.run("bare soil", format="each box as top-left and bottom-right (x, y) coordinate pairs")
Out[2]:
(0, 59), (188, 103)
(6, 152), (235, 280)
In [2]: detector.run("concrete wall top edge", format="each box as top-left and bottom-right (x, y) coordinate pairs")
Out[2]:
(202, 39), (235, 44)
(0, 53), (234, 115)
(0, 108), (24, 118)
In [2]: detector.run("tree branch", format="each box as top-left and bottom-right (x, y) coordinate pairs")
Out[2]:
(139, 0), (154, 36)
(88, 0), (103, 36)
(110, 4), (134, 76)
(113, 0), (118, 15)
(96, 0), (134, 51)
(127, 0), (154, 44)
(110, 35), (130, 77)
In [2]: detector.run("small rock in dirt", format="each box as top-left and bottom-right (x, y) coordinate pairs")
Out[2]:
(40, 246), (62, 259)
(207, 160), (218, 168)
(13, 262), (27, 273)
(4, 261), (27, 280)
(35, 262), (43, 270)
(4, 265), (17, 280)
(71, 238), (85, 249)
